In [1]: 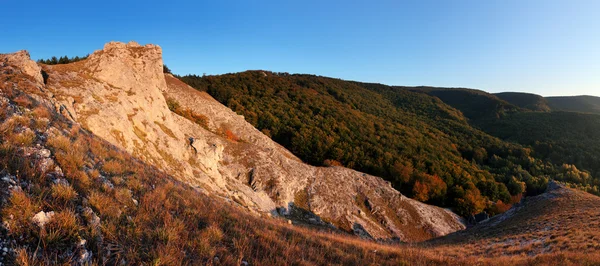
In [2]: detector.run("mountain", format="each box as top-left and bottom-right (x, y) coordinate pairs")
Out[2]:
(494, 92), (551, 112)
(546, 95), (600, 114)
(0, 42), (466, 263)
(404, 87), (520, 120)
(181, 72), (584, 214)
(2, 42), (600, 264)
(408, 89), (600, 195)
(0, 56), (457, 265)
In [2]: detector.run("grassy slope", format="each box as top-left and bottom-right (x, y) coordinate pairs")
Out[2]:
(428, 183), (600, 258)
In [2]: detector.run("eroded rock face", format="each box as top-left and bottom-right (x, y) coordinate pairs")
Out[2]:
(3, 42), (465, 241)
(0, 50), (44, 85)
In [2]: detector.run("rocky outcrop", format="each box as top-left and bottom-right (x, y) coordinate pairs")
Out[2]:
(0, 50), (44, 85)
(3, 42), (465, 241)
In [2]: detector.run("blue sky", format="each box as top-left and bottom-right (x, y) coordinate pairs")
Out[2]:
(1, 0), (598, 96)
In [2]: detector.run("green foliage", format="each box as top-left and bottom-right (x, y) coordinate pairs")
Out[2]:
(494, 92), (551, 112)
(163, 64), (172, 74)
(415, 88), (600, 197)
(37, 54), (89, 65)
(179, 71), (563, 216)
(546, 95), (600, 114)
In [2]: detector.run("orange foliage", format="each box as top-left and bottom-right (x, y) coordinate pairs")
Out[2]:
(489, 200), (512, 215)
(393, 161), (413, 184)
(225, 129), (239, 142)
(456, 187), (487, 215)
(413, 181), (429, 201)
(412, 173), (447, 202)
(324, 159), (343, 167)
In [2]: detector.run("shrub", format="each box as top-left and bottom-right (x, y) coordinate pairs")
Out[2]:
(323, 159), (342, 167)
(166, 97), (180, 112)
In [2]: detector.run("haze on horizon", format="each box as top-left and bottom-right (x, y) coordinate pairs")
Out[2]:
(1, 0), (598, 97)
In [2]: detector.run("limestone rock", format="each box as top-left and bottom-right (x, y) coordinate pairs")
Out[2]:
(0, 50), (44, 85)
(1, 42), (465, 241)
(32, 211), (55, 228)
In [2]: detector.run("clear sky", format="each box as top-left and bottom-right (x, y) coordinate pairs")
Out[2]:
(1, 0), (598, 96)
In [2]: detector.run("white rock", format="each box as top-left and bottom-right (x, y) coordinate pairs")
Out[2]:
(32, 211), (54, 227)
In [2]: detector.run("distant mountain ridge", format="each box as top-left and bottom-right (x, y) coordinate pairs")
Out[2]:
(494, 92), (551, 112)
(546, 95), (600, 114)
(491, 91), (600, 114)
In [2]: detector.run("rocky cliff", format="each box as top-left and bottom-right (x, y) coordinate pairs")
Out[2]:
(1, 42), (465, 241)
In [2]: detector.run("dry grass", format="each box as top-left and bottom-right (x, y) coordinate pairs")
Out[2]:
(427, 184), (600, 260)
(88, 191), (121, 220)
(166, 97), (210, 129)
(42, 210), (80, 250)
(1, 190), (38, 238)
(47, 134), (87, 176)
(13, 94), (33, 108)
(51, 183), (78, 204)
(46, 134), (71, 152)
(7, 130), (36, 147)
(102, 159), (126, 176)
(32, 106), (52, 119)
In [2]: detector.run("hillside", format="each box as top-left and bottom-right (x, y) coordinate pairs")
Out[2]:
(546, 95), (600, 114)
(1, 41), (470, 257)
(405, 87), (520, 119)
(180, 72), (560, 216)
(428, 182), (600, 258)
(2, 43), (600, 265)
(0, 57), (464, 264)
(494, 92), (551, 112)
(408, 88), (600, 196)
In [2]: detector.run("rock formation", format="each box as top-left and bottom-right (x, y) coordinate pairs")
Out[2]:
(1, 42), (465, 241)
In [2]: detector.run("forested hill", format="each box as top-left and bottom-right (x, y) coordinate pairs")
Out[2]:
(546, 95), (600, 114)
(179, 71), (599, 216)
(398, 87), (600, 196)
(494, 92), (551, 112)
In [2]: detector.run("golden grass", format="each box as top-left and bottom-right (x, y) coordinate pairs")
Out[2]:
(51, 183), (78, 203)
(7, 130), (36, 146)
(102, 159), (125, 176)
(32, 106), (52, 119)
(42, 210), (80, 249)
(88, 191), (121, 220)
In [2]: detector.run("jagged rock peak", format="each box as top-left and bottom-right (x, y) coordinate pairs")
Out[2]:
(85, 41), (166, 91)
(0, 50), (44, 85)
